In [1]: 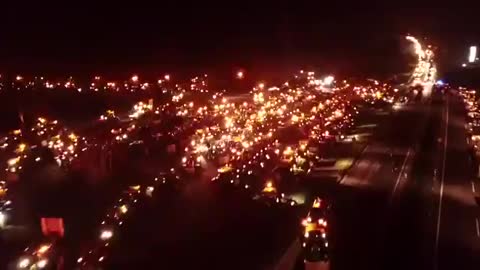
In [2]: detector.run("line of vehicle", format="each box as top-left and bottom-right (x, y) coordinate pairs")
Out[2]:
(434, 95), (449, 270)
(389, 148), (411, 204)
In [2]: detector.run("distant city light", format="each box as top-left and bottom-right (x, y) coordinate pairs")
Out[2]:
(406, 36), (425, 59)
(236, 71), (244, 79)
(462, 63), (467, 67)
(469, 46), (477, 63)
(323, 76), (335, 86)
(131, 75), (139, 82)
(436, 80), (444, 86)
(164, 74), (170, 81)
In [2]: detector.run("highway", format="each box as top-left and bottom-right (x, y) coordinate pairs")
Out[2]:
(81, 96), (415, 270)
(0, 73), (386, 269)
(69, 102), (382, 270)
(285, 89), (480, 270)
(1, 54), (478, 270)
(378, 89), (480, 270)
(4, 84), (478, 270)
(280, 95), (424, 270)
(433, 91), (480, 270)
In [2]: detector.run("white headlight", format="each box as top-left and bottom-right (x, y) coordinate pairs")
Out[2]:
(17, 257), (30, 268)
(37, 259), (48, 268)
(100, 229), (113, 240)
(146, 186), (154, 197)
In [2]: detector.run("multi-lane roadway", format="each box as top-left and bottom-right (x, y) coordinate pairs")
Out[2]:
(285, 87), (480, 270)
(2, 76), (480, 270)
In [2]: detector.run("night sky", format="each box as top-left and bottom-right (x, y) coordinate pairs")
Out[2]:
(1, 3), (478, 79)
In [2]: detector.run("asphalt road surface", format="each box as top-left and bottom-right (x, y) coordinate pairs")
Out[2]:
(286, 97), (424, 270)
(288, 89), (480, 270)
(433, 92), (480, 270)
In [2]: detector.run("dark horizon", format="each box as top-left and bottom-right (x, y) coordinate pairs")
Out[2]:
(2, 4), (479, 79)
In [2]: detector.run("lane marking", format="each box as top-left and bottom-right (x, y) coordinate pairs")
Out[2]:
(434, 95), (449, 270)
(389, 149), (411, 204)
(472, 181), (476, 193)
(273, 238), (301, 270)
(476, 218), (480, 238)
(339, 144), (369, 184)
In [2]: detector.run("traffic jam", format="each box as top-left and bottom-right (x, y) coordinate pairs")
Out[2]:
(0, 70), (408, 269)
(461, 88), (480, 167)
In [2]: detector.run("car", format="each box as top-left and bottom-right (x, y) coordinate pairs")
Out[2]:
(0, 181), (6, 199)
(303, 237), (329, 269)
(303, 226), (327, 242)
(75, 245), (109, 269)
(280, 146), (295, 164)
(0, 197), (12, 221)
(181, 154), (205, 173)
(291, 155), (309, 175)
(15, 243), (57, 270)
(260, 180), (278, 198)
(217, 164), (233, 174)
(253, 181), (296, 206)
(302, 198), (328, 238)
